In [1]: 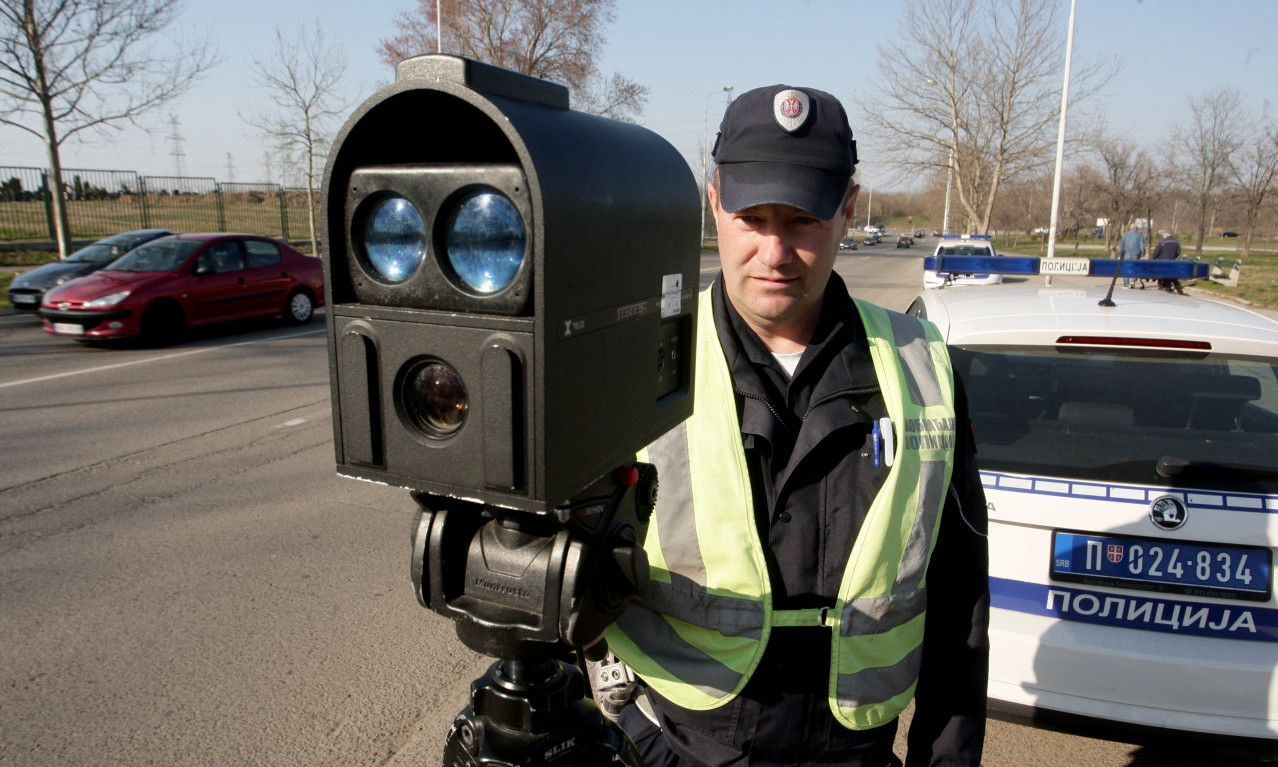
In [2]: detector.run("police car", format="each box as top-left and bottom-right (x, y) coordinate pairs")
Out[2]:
(923, 234), (1002, 288)
(908, 254), (1278, 746)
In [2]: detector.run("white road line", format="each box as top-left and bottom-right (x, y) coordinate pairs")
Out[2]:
(0, 328), (325, 390)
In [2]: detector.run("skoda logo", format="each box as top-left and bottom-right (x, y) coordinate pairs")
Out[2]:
(1149, 495), (1187, 531)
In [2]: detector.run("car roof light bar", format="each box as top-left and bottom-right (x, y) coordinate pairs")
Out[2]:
(1056, 335), (1213, 351)
(938, 234), (992, 240)
(923, 255), (1209, 279)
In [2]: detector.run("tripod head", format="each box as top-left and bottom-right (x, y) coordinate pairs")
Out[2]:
(411, 464), (656, 765)
(410, 463), (656, 659)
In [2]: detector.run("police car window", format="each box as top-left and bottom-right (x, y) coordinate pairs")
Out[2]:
(951, 346), (1278, 492)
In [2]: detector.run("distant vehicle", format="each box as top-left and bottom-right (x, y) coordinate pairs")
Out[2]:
(862, 233), (882, 246)
(39, 233), (324, 344)
(923, 234), (1001, 288)
(1221, 230), (1240, 237)
(1032, 226), (1050, 235)
(863, 224), (885, 236)
(839, 237), (858, 251)
(895, 234), (913, 248)
(907, 269), (1278, 746)
(913, 229), (927, 239)
(7, 229), (174, 311)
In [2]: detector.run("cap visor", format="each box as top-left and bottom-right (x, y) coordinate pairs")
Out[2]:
(718, 162), (849, 220)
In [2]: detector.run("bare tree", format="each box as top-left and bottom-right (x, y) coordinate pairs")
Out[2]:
(1087, 129), (1163, 253)
(1168, 89), (1248, 256)
(1058, 165), (1101, 253)
(244, 21), (350, 256)
(0, 0), (216, 256)
(863, 0), (1112, 234)
(1225, 122), (1278, 259)
(378, 0), (649, 122)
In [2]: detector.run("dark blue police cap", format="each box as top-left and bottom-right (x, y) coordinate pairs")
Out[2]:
(712, 85), (858, 220)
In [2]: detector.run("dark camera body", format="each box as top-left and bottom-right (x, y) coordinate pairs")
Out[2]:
(321, 55), (700, 513)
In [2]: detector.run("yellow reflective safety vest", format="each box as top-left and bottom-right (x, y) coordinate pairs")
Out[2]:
(607, 286), (956, 731)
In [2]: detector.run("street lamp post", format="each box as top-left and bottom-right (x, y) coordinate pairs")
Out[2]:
(1046, 0), (1077, 280)
(942, 147), (954, 235)
(702, 86), (733, 244)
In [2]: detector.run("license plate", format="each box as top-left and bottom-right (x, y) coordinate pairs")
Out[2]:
(1051, 531), (1272, 602)
(13, 294), (37, 305)
(52, 322), (84, 335)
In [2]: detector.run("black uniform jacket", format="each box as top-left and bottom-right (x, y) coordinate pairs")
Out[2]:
(643, 274), (989, 767)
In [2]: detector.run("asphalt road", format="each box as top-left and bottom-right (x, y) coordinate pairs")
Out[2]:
(0, 246), (1271, 766)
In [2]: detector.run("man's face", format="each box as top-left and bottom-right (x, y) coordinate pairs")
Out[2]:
(709, 181), (857, 350)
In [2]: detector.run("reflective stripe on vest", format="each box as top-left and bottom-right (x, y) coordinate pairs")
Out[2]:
(606, 286), (955, 730)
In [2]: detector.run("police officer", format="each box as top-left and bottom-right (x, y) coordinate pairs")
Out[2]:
(603, 85), (989, 767)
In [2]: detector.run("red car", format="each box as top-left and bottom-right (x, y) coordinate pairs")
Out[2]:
(40, 233), (324, 344)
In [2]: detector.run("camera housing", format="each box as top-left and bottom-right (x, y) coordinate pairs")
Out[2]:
(321, 55), (700, 512)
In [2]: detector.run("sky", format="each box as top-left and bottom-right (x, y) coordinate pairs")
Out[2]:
(2, 0), (1275, 193)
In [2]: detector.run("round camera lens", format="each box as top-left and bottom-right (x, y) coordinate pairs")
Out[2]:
(443, 189), (525, 293)
(363, 196), (426, 283)
(404, 361), (467, 436)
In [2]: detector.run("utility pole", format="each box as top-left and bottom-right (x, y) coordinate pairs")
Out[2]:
(167, 114), (187, 179)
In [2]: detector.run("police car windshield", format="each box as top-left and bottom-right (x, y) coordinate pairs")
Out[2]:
(951, 346), (1278, 492)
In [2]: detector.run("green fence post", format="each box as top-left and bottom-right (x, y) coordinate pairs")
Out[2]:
(139, 184), (150, 228)
(278, 186), (288, 240)
(215, 185), (226, 232)
(131, 172), (146, 229)
(41, 171), (56, 241)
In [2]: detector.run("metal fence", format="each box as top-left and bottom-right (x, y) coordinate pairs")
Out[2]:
(0, 166), (320, 249)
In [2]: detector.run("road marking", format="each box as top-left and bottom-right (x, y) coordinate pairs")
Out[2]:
(0, 328), (326, 390)
(277, 418), (309, 428)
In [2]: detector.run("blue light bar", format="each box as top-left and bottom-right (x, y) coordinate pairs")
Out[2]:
(938, 234), (991, 240)
(923, 255), (1209, 280)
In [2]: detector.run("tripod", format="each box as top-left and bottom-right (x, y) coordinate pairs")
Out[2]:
(410, 465), (656, 766)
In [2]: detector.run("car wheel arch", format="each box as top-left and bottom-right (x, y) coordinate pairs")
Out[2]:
(140, 298), (186, 345)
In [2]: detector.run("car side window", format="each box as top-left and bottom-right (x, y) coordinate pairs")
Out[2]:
(244, 240), (282, 269)
(198, 242), (245, 274)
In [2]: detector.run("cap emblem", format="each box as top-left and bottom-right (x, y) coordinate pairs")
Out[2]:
(773, 89), (810, 133)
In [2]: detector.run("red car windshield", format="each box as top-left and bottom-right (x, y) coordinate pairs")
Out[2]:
(107, 240), (202, 272)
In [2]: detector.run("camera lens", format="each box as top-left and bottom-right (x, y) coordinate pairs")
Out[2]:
(363, 195), (426, 283)
(402, 361), (468, 437)
(442, 188), (525, 293)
